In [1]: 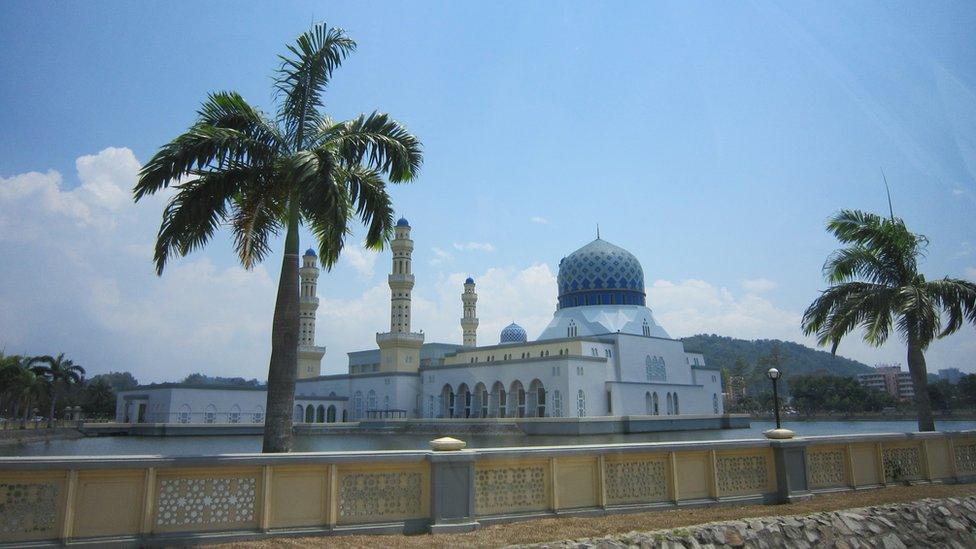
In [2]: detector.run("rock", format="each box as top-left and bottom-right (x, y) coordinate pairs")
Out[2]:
(880, 533), (907, 549)
(724, 528), (744, 547)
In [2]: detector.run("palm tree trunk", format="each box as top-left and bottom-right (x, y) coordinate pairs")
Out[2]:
(48, 387), (58, 429)
(262, 200), (301, 453)
(907, 340), (935, 432)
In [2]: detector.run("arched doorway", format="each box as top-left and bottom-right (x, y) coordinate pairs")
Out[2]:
(327, 405), (336, 423)
(529, 379), (546, 417)
(510, 380), (526, 418)
(441, 384), (454, 418)
(316, 405), (325, 423)
(294, 405), (303, 423)
(304, 405), (315, 423)
(474, 383), (487, 418)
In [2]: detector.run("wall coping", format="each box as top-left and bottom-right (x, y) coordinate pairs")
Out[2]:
(1, 430), (972, 470)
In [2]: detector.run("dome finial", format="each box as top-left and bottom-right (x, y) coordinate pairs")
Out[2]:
(596, 223), (600, 239)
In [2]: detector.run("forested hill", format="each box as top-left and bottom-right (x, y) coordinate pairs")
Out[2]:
(680, 334), (874, 379)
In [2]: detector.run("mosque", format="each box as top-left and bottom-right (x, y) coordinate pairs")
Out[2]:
(116, 218), (725, 426)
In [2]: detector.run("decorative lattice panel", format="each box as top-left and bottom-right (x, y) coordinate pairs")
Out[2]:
(338, 471), (423, 522)
(882, 446), (921, 482)
(807, 449), (846, 489)
(716, 455), (768, 496)
(954, 441), (976, 474)
(605, 458), (667, 504)
(155, 476), (257, 528)
(0, 482), (59, 538)
(475, 464), (547, 516)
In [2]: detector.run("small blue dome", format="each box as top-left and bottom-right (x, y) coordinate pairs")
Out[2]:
(303, 248), (316, 257)
(396, 217), (410, 227)
(465, 277), (475, 285)
(500, 322), (527, 344)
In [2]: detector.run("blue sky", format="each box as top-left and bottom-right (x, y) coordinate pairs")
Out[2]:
(1, 1), (974, 382)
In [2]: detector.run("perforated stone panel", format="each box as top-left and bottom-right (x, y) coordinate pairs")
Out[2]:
(954, 441), (976, 474)
(716, 454), (768, 497)
(155, 475), (258, 530)
(475, 463), (547, 516)
(807, 448), (847, 489)
(337, 470), (424, 524)
(605, 458), (668, 504)
(0, 481), (60, 540)
(882, 446), (921, 482)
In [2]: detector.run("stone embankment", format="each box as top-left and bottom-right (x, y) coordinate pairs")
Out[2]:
(0, 426), (83, 445)
(512, 495), (976, 549)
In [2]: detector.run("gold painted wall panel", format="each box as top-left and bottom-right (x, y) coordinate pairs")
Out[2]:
(0, 471), (65, 543)
(336, 463), (428, 524)
(72, 471), (144, 538)
(556, 457), (598, 509)
(715, 452), (770, 497)
(850, 444), (880, 486)
(475, 459), (549, 516)
(882, 444), (922, 483)
(675, 452), (709, 500)
(807, 446), (847, 489)
(925, 440), (952, 479)
(954, 439), (976, 475)
(604, 453), (668, 505)
(153, 468), (261, 533)
(270, 467), (329, 528)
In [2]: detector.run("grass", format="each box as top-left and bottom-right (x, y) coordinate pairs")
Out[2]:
(213, 483), (976, 548)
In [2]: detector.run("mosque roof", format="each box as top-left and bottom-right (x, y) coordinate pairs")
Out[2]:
(557, 238), (645, 306)
(304, 248), (317, 257)
(396, 217), (410, 227)
(499, 322), (527, 344)
(465, 276), (475, 284)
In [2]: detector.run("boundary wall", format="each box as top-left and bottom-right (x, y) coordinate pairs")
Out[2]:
(1, 430), (974, 546)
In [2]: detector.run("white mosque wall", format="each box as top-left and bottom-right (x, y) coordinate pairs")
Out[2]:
(116, 387), (267, 424)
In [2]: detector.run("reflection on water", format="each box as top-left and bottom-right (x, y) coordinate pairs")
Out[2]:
(2, 420), (975, 457)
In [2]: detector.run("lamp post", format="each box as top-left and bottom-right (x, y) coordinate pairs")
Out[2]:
(767, 367), (782, 429)
(764, 367), (794, 439)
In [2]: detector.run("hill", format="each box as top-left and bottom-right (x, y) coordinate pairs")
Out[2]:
(681, 334), (874, 392)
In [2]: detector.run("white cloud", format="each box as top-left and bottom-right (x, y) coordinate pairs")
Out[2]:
(453, 241), (495, 252)
(530, 216), (549, 224)
(429, 247), (452, 266)
(342, 246), (378, 277)
(966, 267), (976, 280)
(740, 277), (778, 293)
(953, 187), (967, 196)
(957, 242), (972, 258)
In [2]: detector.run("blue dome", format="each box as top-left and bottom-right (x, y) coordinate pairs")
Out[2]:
(499, 322), (527, 344)
(396, 217), (410, 227)
(303, 248), (317, 257)
(557, 238), (646, 309)
(465, 277), (475, 284)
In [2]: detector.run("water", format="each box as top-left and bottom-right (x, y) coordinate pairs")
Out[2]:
(2, 420), (975, 457)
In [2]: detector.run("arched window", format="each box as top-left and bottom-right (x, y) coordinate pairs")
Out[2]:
(353, 391), (364, 419)
(577, 390), (586, 417)
(567, 321), (578, 338)
(642, 319), (651, 337)
(511, 381), (526, 418)
(295, 404), (304, 423)
(552, 390), (562, 417)
(205, 404), (217, 424)
(252, 405), (264, 424)
(305, 404), (315, 423)
(428, 395), (436, 418)
(645, 392), (653, 415)
(653, 392), (659, 415)
(367, 390), (377, 412)
(341, 409), (348, 422)
(646, 355), (667, 381)
(384, 395), (391, 411)
(316, 405), (325, 423)
(178, 404), (191, 424)
(666, 393), (673, 415)
(229, 405), (241, 424)
(327, 405), (336, 423)
(674, 393), (680, 415)
(712, 393), (719, 414)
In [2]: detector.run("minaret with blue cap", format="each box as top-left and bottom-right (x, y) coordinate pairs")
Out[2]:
(297, 248), (326, 378)
(461, 277), (478, 347)
(375, 217), (425, 372)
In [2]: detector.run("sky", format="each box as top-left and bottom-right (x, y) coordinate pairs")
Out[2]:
(1, 1), (974, 383)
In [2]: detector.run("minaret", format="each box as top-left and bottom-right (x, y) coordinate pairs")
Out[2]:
(461, 277), (478, 347)
(297, 249), (326, 378)
(375, 218), (424, 372)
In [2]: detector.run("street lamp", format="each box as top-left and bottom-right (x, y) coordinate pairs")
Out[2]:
(764, 367), (794, 439)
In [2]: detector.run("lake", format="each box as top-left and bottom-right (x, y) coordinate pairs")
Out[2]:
(3, 419), (975, 457)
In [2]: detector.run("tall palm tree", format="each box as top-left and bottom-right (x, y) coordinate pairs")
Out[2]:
(30, 353), (86, 427)
(802, 210), (976, 431)
(133, 23), (422, 452)
(7, 366), (46, 428)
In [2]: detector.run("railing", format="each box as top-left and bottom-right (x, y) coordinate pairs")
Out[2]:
(0, 431), (974, 545)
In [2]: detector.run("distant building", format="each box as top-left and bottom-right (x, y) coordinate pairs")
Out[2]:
(938, 368), (964, 384)
(857, 364), (915, 402)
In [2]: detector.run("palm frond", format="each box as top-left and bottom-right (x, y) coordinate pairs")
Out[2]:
(275, 23), (356, 149)
(926, 278), (976, 338)
(320, 112), (423, 182)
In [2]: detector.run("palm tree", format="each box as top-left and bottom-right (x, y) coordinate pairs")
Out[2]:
(133, 23), (422, 452)
(802, 210), (976, 431)
(30, 353), (86, 427)
(7, 366), (46, 428)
